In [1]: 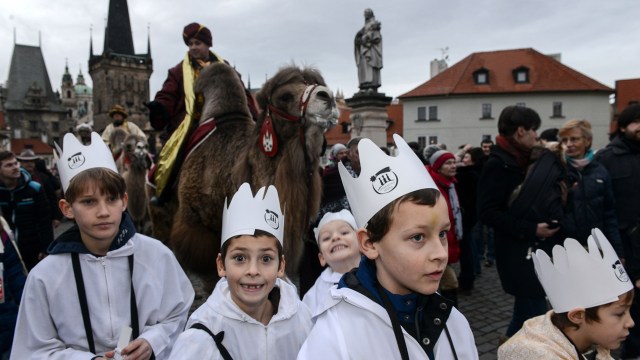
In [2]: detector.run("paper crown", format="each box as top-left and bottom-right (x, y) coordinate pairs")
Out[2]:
(313, 209), (358, 244)
(338, 134), (438, 228)
(532, 228), (632, 313)
(54, 132), (118, 192)
(221, 183), (285, 247)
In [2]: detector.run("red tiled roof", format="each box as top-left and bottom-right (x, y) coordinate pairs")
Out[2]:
(616, 78), (640, 114)
(399, 48), (613, 98)
(11, 138), (54, 156)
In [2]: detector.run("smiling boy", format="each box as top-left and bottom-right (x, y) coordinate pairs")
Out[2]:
(298, 134), (478, 359)
(303, 209), (361, 315)
(170, 183), (312, 360)
(10, 132), (194, 360)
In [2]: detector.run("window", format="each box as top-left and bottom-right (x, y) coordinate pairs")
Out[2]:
(66, 90), (71, 98)
(418, 136), (426, 149)
(473, 68), (489, 84)
(513, 66), (530, 83)
(29, 121), (38, 131)
(481, 104), (492, 119)
(52, 122), (59, 131)
(428, 106), (438, 121)
(428, 136), (438, 145)
(340, 122), (349, 134)
(552, 102), (563, 118)
(417, 106), (426, 121)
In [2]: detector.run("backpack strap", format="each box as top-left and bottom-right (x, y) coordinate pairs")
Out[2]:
(190, 323), (233, 360)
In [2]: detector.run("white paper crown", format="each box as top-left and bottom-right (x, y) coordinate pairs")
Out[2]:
(221, 183), (284, 247)
(338, 134), (438, 228)
(313, 209), (358, 244)
(533, 228), (632, 313)
(54, 132), (118, 192)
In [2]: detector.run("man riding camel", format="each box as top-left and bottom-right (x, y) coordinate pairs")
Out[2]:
(101, 105), (146, 145)
(146, 22), (257, 205)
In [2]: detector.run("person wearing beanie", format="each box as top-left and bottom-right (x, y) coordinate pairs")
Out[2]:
(427, 150), (462, 306)
(595, 103), (640, 358)
(145, 22), (257, 205)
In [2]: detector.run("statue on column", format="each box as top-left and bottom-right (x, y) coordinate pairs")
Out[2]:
(354, 8), (382, 93)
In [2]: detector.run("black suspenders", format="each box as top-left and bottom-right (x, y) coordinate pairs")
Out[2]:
(72, 253), (139, 354)
(190, 323), (234, 360)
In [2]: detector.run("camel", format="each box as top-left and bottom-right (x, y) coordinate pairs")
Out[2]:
(111, 130), (152, 234)
(149, 62), (338, 290)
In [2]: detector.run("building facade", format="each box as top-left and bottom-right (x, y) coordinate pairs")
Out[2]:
(4, 44), (69, 146)
(89, 0), (152, 132)
(60, 63), (94, 128)
(399, 48), (614, 150)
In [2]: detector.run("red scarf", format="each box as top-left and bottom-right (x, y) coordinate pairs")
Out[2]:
(495, 135), (531, 169)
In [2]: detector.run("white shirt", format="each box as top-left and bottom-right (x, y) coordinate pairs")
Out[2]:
(11, 234), (194, 360)
(298, 286), (479, 360)
(302, 267), (343, 317)
(170, 278), (312, 360)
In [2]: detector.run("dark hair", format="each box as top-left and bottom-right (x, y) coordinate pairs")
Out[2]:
(0, 151), (16, 164)
(64, 168), (126, 204)
(480, 139), (494, 146)
(539, 128), (559, 142)
(466, 147), (485, 166)
(219, 230), (284, 266)
(497, 106), (541, 137)
(366, 188), (440, 243)
(617, 104), (640, 135)
(551, 289), (634, 331)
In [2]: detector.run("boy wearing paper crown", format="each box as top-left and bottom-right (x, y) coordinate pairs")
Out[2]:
(10, 132), (194, 359)
(303, 209), (361, 316)
(298, 134), (478, 359)
(169, 183), (312, 360)
(498, 228), (634, 359)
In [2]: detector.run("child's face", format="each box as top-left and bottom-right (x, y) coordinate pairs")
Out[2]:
(584, 295), (634, 350)
(59, 185), (127, 255)
(360, 196), (449, 295)
(217, 235), (285, 317)
(318, 220), (359, 271)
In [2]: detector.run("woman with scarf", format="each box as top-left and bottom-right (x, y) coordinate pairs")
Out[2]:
(477, 106), (563, 340)
(427, 150), (462, 306)
(560, 119), (622, 256)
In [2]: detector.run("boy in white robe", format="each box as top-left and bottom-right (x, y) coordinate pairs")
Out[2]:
(303, 209), (360, 315)
(298, 134), (478, 360)
(499, 228), (634, 359)
(170, 183), (312, 360)
(10, 132), (194, 360)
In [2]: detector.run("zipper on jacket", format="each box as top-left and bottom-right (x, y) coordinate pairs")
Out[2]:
(99, 256), (116, 339)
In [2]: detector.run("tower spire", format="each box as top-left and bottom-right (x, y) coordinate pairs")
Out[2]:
(103, 0), (135, 55)
(89, 25), (94, 57)
(146, 23), (151, 58)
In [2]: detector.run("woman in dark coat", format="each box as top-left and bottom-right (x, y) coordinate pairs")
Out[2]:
(559, 119), (622, 255)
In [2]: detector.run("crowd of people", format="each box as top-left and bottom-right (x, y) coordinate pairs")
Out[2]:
(1, 19), (640, 360)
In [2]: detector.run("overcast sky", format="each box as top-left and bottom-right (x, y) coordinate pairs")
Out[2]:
(1, 0), (638, 100)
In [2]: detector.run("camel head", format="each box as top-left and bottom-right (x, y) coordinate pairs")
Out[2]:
(123, 134), (149, 161)
(255, 66), (339, 158)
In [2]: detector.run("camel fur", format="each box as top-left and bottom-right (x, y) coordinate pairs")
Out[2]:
(153, 62), (338, 288)
(116, 133), (152, 234)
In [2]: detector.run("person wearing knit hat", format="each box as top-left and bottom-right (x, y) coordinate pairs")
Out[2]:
(330, 143), (348, 164)
(427, 149), (463, 306)
(145, 22), (258, 205)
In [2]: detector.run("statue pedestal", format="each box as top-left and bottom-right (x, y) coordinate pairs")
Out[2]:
(346, 91), (392, 147)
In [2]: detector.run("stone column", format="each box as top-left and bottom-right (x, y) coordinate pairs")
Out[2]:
(346, 92), (392, 147)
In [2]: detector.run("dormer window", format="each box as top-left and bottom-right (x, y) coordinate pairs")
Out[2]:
(513, 66), (530, 83)
(473, 68), (490, 84)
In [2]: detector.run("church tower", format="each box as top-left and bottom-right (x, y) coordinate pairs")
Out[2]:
(89, 0), (152, 131)
(60, 61), (75, 111)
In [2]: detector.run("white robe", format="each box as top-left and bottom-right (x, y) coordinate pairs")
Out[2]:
(302, 267), (342, 317)
(10, 234), (194, 360)
(170, 278), (312, 360)
(297, 286), (479, 360)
